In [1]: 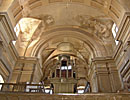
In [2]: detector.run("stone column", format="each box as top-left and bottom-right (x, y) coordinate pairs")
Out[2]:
(0, 41), (11, 82)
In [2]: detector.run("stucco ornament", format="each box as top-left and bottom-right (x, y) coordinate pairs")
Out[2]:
(75, 15), (113, 40)
(19, 0), (30, 17)
(37, 14), (55, 29)
(14, 18), (41, 56)
(14, 14), (54, 56)
(18, 18), (41, 44)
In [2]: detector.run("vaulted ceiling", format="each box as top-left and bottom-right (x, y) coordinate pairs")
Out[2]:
(1, 0), (127, 77)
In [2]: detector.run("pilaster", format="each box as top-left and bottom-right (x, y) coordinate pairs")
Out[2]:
(90, 57), (122, 92)
(0, 14), (18, 82)
(10, 57), (43, 83)
(114, 12), (130, 88)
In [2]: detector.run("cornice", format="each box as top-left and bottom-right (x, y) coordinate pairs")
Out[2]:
(92, 56), (114, 63)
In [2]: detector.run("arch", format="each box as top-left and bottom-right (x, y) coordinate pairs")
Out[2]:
(30, 26), (108, 58)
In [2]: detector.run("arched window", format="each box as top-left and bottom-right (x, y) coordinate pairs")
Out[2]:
(0, 75), (4, 90)
(112, 23), (119, 45)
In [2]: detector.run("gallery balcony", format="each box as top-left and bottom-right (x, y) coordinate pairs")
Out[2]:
(0, 83), (130, 100)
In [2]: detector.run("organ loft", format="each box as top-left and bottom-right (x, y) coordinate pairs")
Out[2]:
(0, 0), (130, 100)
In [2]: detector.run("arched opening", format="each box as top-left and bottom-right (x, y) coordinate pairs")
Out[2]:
(112, 23), (119, 45)
(42, 54), (91, 94)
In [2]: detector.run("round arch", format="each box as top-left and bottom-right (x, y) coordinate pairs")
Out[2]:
(29, 26), (109, 58)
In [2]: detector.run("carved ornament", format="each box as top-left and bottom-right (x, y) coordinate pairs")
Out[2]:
(75, 15), (113, 40)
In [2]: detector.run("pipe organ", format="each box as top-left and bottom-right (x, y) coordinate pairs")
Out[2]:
(49, 55), (77, 93)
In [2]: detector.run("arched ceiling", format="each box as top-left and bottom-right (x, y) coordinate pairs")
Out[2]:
(8, 0), (121, 77)
(28, 3), (105, 26)
(8, 0), (125, 26)
(0, 0), (129, 83)
(0, 0), (128, 80)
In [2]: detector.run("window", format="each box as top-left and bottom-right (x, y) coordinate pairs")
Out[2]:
(14, 23), (20, 37)
(0, 75), (4, 90)
(112, 23), (119, 45)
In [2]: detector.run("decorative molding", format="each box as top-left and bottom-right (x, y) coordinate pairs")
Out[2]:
(92, 57), (113, 63)
(0, 13), (19, 60)
(0, 59), (10, 76)
(0, 13), (17, 41)
(75, 15), (113, 40)
(116, 12), (130, 41)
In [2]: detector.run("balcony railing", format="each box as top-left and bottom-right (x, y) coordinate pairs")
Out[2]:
(0, 83), (129, 94)
(0, 83), (130, 100)
(0, 83), (52, 93)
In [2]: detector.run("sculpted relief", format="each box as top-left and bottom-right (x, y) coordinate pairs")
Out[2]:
(17, 18), (41, 47)
(15, 18), (41, 56)
(19, 0), (31, 17)
(37, 15), (55, 28)
(14, 15), (54, 56)
(75, 15), (113, 40)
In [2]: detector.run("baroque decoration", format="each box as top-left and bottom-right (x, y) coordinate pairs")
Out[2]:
(15, 15), (55, 56)
(75, 15), (113, 40)
(0, 0), (130, 99)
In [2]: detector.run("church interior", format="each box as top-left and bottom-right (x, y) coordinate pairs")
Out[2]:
(0, 0), (130, 99)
